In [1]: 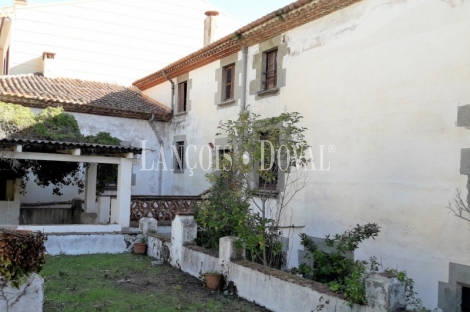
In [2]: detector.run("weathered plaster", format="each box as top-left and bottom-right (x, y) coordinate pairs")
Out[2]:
(44, 232), (143, 255)
(0, 273), (44, 312)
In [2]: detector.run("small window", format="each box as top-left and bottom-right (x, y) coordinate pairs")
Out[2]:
(0, 179), (6, 201)
(174, 141), (185, 171)
(258, 132), (278, 190)
(264, 49), (278, 90)
(178, 81), (188, 113)
(462, 286), (470, 312)
(223, 64), (235, 101)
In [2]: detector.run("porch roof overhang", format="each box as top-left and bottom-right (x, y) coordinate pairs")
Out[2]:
(0, 138), (141, 164)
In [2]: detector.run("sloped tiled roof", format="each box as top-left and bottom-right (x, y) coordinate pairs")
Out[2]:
(0, 138), (142, 155)
(133, 0), (362, 90)
(0, 74), (172, 121)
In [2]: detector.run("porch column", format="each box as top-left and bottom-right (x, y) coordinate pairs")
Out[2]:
(84, 163), (98, 213)
(113, 158), (133, 228)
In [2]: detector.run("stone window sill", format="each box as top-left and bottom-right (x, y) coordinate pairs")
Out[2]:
(253, 189), (279, 198)
(174, 111), (188, 117)
(217, 99), (236, 106)
(257, 88), (279, 97)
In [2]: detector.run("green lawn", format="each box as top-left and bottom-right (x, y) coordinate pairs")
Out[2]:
(42, 253), (269, 312)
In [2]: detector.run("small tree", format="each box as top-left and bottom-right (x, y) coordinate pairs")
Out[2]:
(216, 111), (310, 267)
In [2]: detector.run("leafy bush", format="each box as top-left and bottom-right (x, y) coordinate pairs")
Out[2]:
(0, 230), (46, 288)
(293, 224), (380, 305)
(195, 168), (251, 250)
(0, 102), (121, 195)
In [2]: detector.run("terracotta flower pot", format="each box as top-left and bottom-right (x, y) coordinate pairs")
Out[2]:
(133, 243), (147, 255)
(204, 273), (222, 290)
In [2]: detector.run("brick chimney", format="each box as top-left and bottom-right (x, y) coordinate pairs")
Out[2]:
(42, 52), (57, 78)
(14, 0), (27, 6)
(204, 11), (219, 47)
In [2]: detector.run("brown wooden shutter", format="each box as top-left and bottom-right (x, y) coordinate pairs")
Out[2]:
(265, 50), (277, 90)
(224, 65), (235, 101)
(178, 82), (187, 112)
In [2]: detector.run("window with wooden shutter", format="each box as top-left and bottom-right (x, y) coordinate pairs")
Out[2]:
(223, 64), (235, 101)
(264, 49), (278, 90)
(178, 82), (187, 113)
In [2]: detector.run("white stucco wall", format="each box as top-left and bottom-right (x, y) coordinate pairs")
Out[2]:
(142, 0), (470, 307)
(6, 0), (241, 85)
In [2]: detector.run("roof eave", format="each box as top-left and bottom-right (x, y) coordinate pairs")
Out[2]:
(133, 0), (363, 91)
(0, 95), (173, 122)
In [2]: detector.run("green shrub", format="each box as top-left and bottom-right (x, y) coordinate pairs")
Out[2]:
(0, 230), (46, 288)
(294, 224), (380, 305)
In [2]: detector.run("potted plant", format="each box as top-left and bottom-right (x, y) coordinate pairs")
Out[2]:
(203, 271), (222, 290)
(133, 236), (147, 255)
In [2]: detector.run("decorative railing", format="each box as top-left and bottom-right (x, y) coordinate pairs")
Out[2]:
(130, 196), (202, 222)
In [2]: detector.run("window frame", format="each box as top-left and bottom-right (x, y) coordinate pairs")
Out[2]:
(174, 141), (185, 173)
(177, 81), (188, 113)
(222, 64), (235, 102)
(263, 49), (278, 91)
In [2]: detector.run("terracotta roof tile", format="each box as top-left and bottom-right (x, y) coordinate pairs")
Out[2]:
(133, 0), (362, 90)
(0, 74), (172, 121)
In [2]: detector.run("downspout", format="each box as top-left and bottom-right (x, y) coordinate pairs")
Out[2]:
(162, 70), (175, 113)
(148, 114), (164, 195)
(240, 47), (248, 114)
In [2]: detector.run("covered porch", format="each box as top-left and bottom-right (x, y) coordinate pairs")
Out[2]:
(0, 138), (141, 233)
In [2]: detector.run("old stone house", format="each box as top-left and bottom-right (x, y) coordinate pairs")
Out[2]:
(132, 0), (470, 309)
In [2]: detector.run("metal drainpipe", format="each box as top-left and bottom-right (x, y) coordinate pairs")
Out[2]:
(148, 114), (164, 195)
(162, 70), (175, 113)
(240, 47), (248, 114)
(155, 70), (175, 196)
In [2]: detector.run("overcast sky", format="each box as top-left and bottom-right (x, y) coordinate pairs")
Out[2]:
(0, 0), (293, 24)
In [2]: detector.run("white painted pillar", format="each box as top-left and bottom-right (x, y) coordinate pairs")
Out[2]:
(114, 158), (132, 228)
(170, 213), (197, 268)
(84, 163), (98, 213)
(97, 196), (111, 224)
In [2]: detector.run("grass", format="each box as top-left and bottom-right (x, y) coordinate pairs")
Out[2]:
(42, 253), (269, 312)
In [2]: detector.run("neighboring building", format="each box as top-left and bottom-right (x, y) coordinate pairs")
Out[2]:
(0, 0), (241, 85)
(0, 73), (171, 209)
(133, 0), (470, 309)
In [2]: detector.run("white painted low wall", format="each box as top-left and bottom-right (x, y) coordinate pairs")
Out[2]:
(0, 273), (44, 312)
(146, 215), (406, 312)
(16, 224), (121, 233)
(45, 233), (143, 255)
